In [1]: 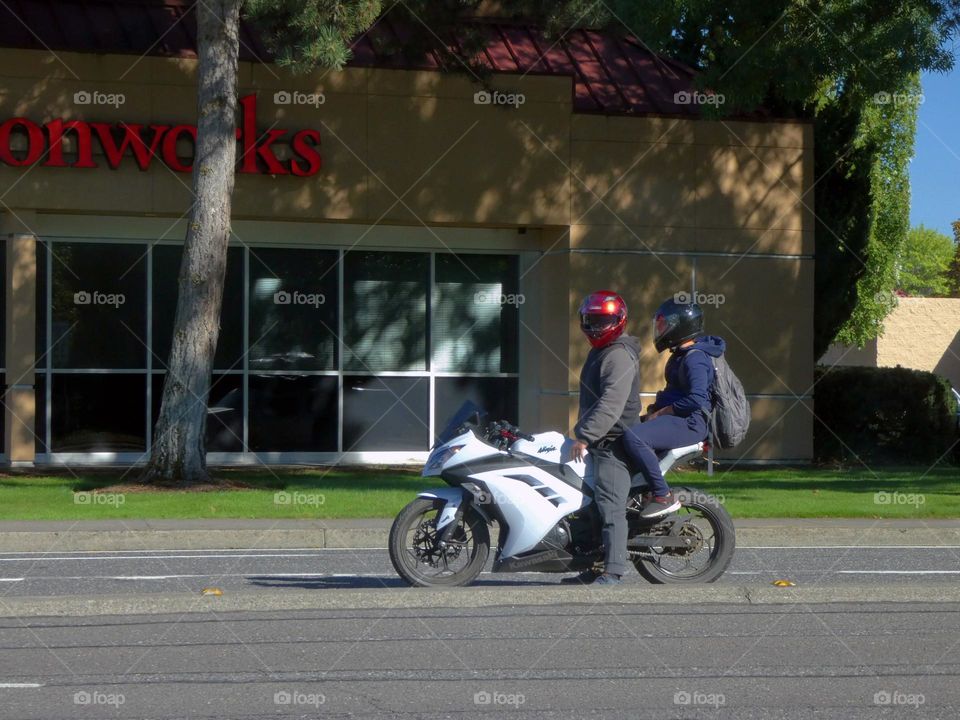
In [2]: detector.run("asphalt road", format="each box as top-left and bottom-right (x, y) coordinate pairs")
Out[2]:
(1, 601), (958, 719)
(0, 545), (957, 597)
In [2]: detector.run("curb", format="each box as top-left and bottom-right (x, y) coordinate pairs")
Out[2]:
(2, 584), (959, 618)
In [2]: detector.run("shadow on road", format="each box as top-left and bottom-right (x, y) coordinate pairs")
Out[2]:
(245, 574), (559, 589)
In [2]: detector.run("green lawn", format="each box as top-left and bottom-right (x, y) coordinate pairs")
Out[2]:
(0, 465), (957, 521)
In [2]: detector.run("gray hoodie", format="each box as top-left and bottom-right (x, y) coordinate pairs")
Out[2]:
(574, 334), (642, 446)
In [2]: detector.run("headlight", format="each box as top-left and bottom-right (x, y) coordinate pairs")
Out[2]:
(425, 444), (464, 472)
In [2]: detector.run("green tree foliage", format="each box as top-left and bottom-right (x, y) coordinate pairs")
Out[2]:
(517, 1), (959, 356)
(947, 219), (960, 296)
(898, 225), (959, 296)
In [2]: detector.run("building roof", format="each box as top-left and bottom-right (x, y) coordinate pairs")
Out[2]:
(0, 0), (708, 117)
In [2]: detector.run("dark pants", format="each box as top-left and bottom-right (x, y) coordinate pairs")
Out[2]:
(621, 414), (708, 497)
(590, 441), (632, 576)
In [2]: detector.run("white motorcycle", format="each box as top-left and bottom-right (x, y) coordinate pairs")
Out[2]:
(389, 403), (735, 586)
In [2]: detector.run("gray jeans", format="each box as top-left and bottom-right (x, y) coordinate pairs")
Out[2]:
(589, 441), (632, 576)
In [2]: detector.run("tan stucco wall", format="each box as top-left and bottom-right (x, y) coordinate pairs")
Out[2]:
(0, 48), (814, 462)
(821, 298), (960, 389)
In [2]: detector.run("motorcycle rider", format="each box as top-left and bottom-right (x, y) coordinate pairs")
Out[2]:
(621, 296), (725, 518)
(565, 290), (642, 586)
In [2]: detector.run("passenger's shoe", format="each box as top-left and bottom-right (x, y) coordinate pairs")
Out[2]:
(640, 491), (682, 519)
(560, 569), (601, 585)
(592, 573), (623, 586)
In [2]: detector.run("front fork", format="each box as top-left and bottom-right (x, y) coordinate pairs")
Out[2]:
(417, 485), (493, 548)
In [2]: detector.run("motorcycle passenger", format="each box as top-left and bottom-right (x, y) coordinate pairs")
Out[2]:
(621, 297), (725, 518)
(565, 291), (641, 586)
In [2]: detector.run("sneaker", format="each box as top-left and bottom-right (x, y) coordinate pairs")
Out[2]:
(640, 491), (682, 519)
(560, 569), (601, 585)
(592, 573), (623, 586)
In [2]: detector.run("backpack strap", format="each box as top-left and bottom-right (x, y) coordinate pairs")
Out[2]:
(682, 347), (718, 440)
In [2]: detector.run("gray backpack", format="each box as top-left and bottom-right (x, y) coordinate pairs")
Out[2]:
(688, 350), (751, 449)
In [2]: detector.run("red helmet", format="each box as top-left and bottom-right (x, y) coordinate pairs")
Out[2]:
(578, 291), (627, 349)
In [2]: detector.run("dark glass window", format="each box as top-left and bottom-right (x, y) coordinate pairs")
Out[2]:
(153, 245), (244, 370)
(343, 376), (429, 451)
(51, 243), (146, 369)
(151, 373), (244, 453)
(248, 248), (339, 372)
(35, 373), (46, 454)
(344, 252), (428, 371)
(433, 254), (519, 373)
(435, 377), (519, 442)
(249, 374), (337, 452)
(51, 374), (146, 452)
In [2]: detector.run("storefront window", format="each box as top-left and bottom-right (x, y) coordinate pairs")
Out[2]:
(249, 248), (338, 372)
(343, 376), (430, 451)
(51, 242), (146, 369)
(36, 239), (521, 458)
(343, 251), (428, 372)
(51, 373), (146, 452)
(433, 253), (519, 373)
(434, 377), (519, 438)
(248, 375), (338, 452)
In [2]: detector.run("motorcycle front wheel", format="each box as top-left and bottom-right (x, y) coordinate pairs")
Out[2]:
(389, 497), (490, 587)
(631, 486), (735, 584)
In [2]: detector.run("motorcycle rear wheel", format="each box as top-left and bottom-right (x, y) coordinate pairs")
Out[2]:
(632, 486), (735, 584)
(389, 497), (490, 587)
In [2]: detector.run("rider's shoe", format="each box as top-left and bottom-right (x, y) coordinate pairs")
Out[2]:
(640, 491), (682, 519)
(592, 572), (623, 586)
(560, 569), (601, 585)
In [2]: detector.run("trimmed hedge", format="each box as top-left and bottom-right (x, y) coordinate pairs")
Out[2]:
(814, 365), (958, 465)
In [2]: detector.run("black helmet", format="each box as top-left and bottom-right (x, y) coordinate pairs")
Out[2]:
(653, 295), (704, 353)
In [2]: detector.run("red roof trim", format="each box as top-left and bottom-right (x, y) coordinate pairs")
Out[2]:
(0, 1), (788, 119)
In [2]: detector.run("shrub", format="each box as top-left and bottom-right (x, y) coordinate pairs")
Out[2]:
(814, 365), (958, 465)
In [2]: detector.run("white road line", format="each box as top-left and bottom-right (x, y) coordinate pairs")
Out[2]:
(0, 578), (24, 582)
(838, 570), (960, 575)
(0, 547), (387, 556)
(0, 553), (330, 562)
(0, 683), (43, 688)
(740, 545), (960, 549)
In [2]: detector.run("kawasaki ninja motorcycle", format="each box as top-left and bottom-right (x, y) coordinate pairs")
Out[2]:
(389, 402), (735, 587)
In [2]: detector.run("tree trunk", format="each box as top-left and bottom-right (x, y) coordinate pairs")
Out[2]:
(143, 0), (242, 485)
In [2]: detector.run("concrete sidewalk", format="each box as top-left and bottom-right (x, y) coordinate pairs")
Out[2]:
(0, 518), (958, 552)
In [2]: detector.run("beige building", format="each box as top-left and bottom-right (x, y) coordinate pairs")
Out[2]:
(0, 10), (814, 466)
(820, 297), (960, 389)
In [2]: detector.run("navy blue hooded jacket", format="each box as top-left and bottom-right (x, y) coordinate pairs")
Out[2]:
(653, 335), (726, 418)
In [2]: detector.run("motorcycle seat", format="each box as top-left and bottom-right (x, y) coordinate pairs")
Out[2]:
(656, 442), (704, 474)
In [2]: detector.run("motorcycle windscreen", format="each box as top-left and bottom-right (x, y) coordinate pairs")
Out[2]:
(434, 400), (485, 446)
